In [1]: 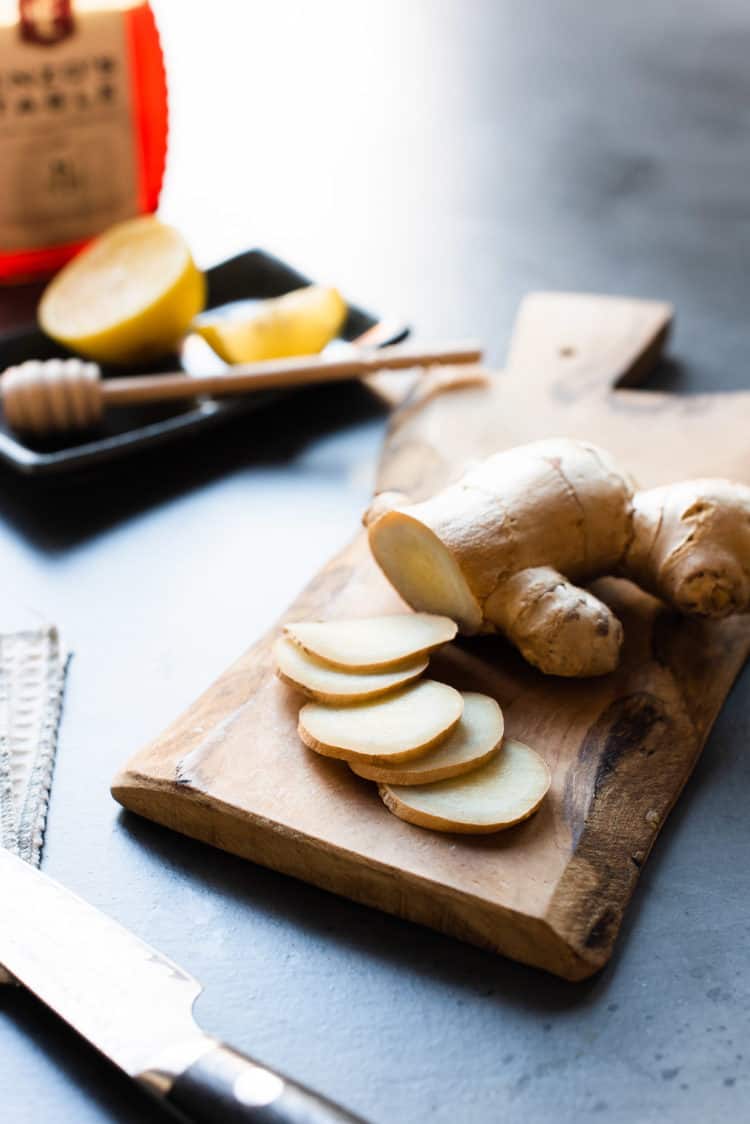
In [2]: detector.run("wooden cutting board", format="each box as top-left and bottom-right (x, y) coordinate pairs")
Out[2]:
(113, 293), (750, 981)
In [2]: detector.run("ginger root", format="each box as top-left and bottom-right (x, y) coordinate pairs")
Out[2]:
(350, 691), (504, 785)
(278, 618), (550, 835)
(273, 636), (427, 703)
(284, 613), (456, 671)
(379, 738), (551, 834)
(366, 438), (750, 677)
(298, 679), (464, 764)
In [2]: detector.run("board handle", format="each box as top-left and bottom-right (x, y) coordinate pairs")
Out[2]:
(165, 1042), (370, 1124)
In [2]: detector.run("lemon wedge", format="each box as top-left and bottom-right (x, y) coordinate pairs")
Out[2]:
(39, 216), (206, 366)
(195, 285), (347, 365)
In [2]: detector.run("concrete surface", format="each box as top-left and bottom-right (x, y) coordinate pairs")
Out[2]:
(0, 2), (748, 1120)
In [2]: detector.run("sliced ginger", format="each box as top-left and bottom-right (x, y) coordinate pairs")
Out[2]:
(282, 611), (550, 837)
(298, 679), (463, 764)
(350, 691), (503, 785)
(285, 613), (456, 672)
(379, 738), (550, 834)
(273, 636), (426, 703)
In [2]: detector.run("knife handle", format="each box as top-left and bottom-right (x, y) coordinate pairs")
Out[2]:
(165, 1042), (370, 1124)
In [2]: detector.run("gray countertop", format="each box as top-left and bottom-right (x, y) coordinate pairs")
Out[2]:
(1, 1), (748, 1121)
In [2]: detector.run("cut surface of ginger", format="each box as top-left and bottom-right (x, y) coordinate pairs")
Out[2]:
(369, 512), (483, 634)
(380, 738), (550, 833)
(298, 679), (463, 764)
(273, 636), (426, 702)
(284, 613), (456, 671)
(350, 692), (503, 784)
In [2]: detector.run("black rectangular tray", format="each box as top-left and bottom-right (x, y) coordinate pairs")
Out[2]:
(0, 250), (408, 475)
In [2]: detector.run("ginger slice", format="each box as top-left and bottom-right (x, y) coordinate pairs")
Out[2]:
(379, 738), (550, 834)
(284, 613), (457, 672)
(298, 680), (463, 764)
(350, 692), (503, 784)
(273, 636), (426, 703)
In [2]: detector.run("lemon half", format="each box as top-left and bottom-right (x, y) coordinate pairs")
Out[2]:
(39, 216), (206, 366)
(195, 284), (347, 365)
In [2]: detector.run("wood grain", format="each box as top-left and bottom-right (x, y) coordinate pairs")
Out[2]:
(113, 292), (750, 980)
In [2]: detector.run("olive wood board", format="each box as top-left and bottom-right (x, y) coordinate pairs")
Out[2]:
(113, 292), (750, 980)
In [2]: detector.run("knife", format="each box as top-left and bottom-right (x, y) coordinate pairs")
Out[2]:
(0, 847), (369, 1123)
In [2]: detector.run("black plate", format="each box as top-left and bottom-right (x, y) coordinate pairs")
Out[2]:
(0, 250), (408, 475)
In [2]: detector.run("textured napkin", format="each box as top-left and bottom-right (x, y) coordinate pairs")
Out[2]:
(0, 627), (69, 984)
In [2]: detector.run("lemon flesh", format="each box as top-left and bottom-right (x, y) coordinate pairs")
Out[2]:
(196, 285), (347, 365)
(39, 216), (206, 366)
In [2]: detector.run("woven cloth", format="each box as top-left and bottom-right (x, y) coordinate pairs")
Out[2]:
(0, 627), (69, 984)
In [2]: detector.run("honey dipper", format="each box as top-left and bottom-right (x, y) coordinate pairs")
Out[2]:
(0, 341), (482, 439)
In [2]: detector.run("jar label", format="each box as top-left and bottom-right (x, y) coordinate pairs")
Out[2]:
(0, 6), (139, 252)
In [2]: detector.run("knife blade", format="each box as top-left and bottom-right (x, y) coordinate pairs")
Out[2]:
(0, 848), (368, 1123)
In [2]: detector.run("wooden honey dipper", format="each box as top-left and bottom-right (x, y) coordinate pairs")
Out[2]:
(1, 341), (483, 439)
